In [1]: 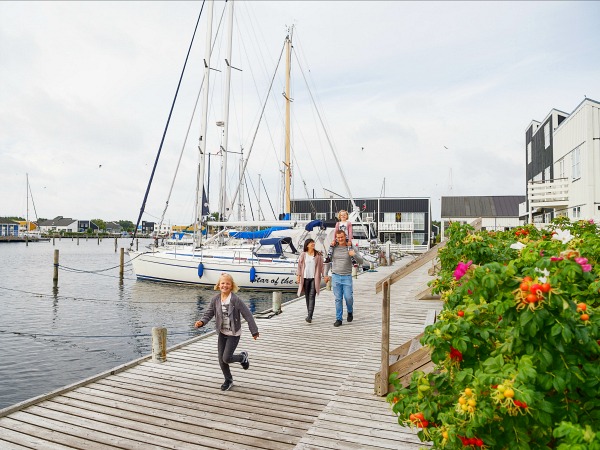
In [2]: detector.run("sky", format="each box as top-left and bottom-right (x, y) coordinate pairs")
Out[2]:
(2, 1), (599, 225)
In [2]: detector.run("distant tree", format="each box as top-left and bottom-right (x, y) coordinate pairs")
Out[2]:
(37, 217), (47, 222)
(118, 220), (135, 232)
(86, 227), (94, 235)
(92, 218), (106, 231)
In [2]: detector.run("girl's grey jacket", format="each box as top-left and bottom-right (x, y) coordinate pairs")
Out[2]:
(200, 293), (259, 337)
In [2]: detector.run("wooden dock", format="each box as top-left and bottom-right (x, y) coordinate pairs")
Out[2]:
(0, 258), (442, 449)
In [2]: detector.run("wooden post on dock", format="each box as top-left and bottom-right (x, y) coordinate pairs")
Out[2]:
(52, 237), (55, 246)
(375, 279), (391, 396)
(119, 248), (124, 278)
(115, 237), (118, 252)
(151, 327), (167, 363)
(98, 236), (100, 245)
(25, 235), (29, 247)
(272, 291), (282, 314)
(136, 239), (139, 251)
(53, 249), (59, 287)
(77, 237), (79, 245)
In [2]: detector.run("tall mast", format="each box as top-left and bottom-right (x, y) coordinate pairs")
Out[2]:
(26, 173), (29, 235)
(284, 27), (293, 216)
(218, 0), (235, 221)
(194, 0), (214, 246)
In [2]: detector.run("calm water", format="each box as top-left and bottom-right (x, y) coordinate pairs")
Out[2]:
(0, 238), (295, 410)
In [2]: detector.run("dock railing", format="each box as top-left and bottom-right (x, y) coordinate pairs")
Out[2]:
(374, 218), (482, 396)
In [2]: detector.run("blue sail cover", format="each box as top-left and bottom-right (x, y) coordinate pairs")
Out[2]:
(228, 226), (289, 239)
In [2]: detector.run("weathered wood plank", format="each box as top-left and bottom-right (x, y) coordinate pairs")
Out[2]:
(1, 261), (440, 450)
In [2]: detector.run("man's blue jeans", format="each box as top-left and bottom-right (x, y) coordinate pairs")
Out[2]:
(332, 274), (353, 321)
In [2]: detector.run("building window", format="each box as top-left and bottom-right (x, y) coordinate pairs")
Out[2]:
(291, 213), (311, 221)
(544, 123), (550, 149)
(572, 206), (581, 219)
(382, 233), (396, 243)
(362, 212), (374, 222)
(558, 159), (565, 179)
(413, 233), (425, 245)
(383, 212), (396, 222)
(315, 213), (326, 221)
(571, 146), (581, 180)
(544, 166), (550, 181)
(402, 212), (425, 229)
(527, 142), (532, 164)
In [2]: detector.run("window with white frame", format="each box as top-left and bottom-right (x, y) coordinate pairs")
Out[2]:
(291, 213), (311, 221)
(400, 234), (412, 245)
(544, 123), (550, 149)
(572, 206), (581, 219)
(413, 233), (425, 245)
(558, 159), (565, 179)
(401, 212), (425, 229)
(527, 142), (532, 164)
(571, 146), (581, 180)
(383, 212), (396, 222)
(315, 213), (326, 221)
(382, 233), (396, 243)
(362, 212), (374, 222)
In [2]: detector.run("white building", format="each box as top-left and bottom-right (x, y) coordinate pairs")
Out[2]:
(520, 98), (600, 224)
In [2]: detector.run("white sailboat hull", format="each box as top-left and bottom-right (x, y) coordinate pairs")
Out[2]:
(128, 248), (299, 291)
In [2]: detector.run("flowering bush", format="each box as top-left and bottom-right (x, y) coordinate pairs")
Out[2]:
(388, 218), (599, 449)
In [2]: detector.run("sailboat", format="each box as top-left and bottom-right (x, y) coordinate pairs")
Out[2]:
(21, 173), (49, 243)
(128, 2), (330, 290)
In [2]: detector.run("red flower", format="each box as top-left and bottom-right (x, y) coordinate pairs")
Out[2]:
(449, 346), (463, 362)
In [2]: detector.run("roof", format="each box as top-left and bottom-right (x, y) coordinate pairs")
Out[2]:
(441, 196), (525, 218)
(0, 217), (20, 224)
(38, 217), (77, 227)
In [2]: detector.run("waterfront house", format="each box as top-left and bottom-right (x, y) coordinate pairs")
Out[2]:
(440, 196), (524, 240)
(77, 220), (99, 233)
(104, 221), (122, 234)
(520, 97), (600, 224)
(291, 195), (432, 253)
(0, 218), (20, 236)
(38, 217), (78, 233)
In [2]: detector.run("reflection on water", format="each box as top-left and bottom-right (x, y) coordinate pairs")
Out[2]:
(0, 238), (296, 410)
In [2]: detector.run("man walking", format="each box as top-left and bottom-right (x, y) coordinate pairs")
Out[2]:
(324, 230), (363, 327)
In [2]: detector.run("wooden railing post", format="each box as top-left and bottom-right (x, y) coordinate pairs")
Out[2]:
(376, 279), (391, 396)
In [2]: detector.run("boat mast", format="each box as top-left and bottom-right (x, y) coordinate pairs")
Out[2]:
(194, 0), (214, 246)
(26, 173), (29, 236)
(218, 0), (235, 222)
(283, 27), (293, 217)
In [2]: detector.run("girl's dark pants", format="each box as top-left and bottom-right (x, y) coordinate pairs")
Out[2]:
(218, 333), (242, 382)
(303, 278), (316, 319)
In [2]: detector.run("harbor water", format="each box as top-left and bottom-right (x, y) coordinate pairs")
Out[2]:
(0, 238), (296, 410)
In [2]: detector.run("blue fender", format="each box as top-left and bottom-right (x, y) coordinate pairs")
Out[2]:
(250, 266), (256, 282)
(197, 263), (204, 278)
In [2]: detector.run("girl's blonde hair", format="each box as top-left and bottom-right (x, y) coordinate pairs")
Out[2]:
(214, 273), (240, 293)
(337, 209), (349, 220)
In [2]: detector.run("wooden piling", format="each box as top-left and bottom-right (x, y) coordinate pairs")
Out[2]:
(272, 291), (282, 314)
(119, 248), (124, 278)
(115, 237), (118, 252)
(98, 236), (100, 245)
(151, 327), (167, 363)
(77, 237), (79, 245)
(136, 239), (139, 251)
(52, 237), (55, 246)
(53, 249), (59, 287)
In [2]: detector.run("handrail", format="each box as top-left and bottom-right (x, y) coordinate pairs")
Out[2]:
(374, 217), (481, 395)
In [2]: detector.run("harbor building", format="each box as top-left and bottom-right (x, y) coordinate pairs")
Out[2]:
(0, 218), (19, 237)
(290, 196), (432, 253)
(440, 196), (524, 240)
(520, 97), (600, 224)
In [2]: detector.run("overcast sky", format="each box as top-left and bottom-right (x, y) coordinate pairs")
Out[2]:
(2, 1), (599, 224)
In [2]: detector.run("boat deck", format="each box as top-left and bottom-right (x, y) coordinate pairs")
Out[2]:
(0, 258), (441, 449)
